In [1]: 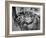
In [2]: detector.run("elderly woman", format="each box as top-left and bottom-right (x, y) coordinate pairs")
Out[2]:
(22, 12), (40, 30)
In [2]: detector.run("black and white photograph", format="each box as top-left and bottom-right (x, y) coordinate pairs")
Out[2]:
(12, 7), (40, 31)
(7, 2), (45, 36)
(5, 1), (45, 37)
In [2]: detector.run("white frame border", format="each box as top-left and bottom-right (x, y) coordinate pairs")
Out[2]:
(9, 3), (43, 34)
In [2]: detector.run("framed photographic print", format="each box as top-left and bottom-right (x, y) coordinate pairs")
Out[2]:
(5, 1), (45, 37)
